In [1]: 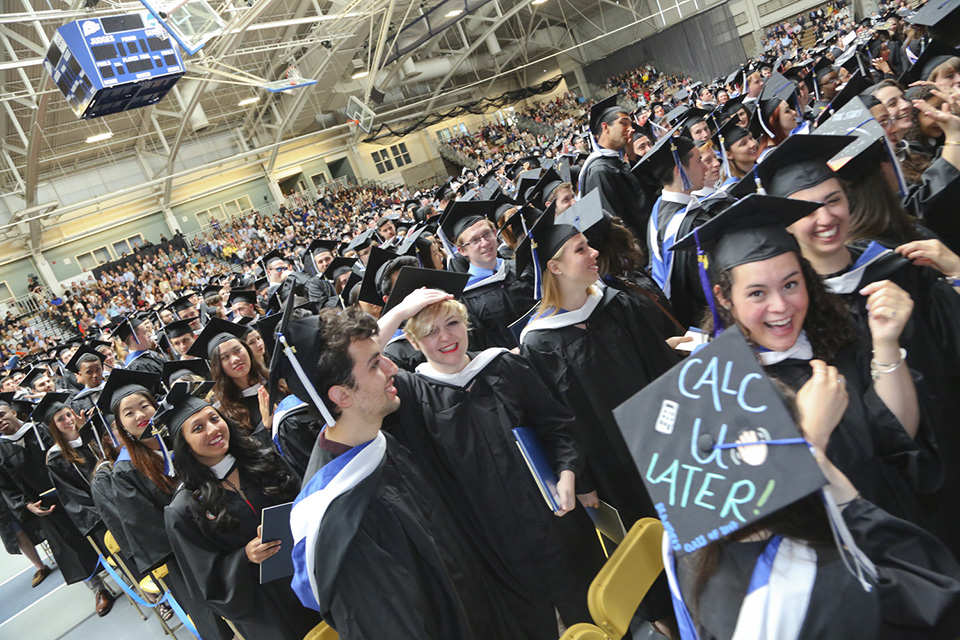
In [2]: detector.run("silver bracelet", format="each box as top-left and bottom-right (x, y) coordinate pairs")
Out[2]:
(870, 347), (906, 380)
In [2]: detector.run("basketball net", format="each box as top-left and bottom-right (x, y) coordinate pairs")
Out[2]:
(347, 118), (360, 127)
(286, 66), (302, 85)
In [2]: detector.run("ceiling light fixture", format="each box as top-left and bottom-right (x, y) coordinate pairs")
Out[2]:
(351, 70), (369, 79)
(238, 97), (260, 106)
(85, 132), (113, 143)
(444, 9), (463, 17)
(532, 0), (547, 4)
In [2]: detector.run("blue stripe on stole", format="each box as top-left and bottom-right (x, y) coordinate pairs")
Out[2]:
(747, 535), (784, 595)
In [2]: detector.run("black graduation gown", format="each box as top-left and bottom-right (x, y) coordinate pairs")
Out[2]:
(307, 432), (519, 640)
(903, 154), (960, 255)
(382, 334), (426, 372)
(826, 242), (960, 556)
(275, 404), (324, 478)
(602, 273), (685, 340)
(0, 428), (98, 584)
(89, 462), (144, 581)
(165, 472), (320, 640)
(112, 452), (233, 640)
(45, 443), (102, 536)
(125, 350), (165, 376)
(462, 260), (536, 350)
(677, 499), (960, 640)
(388, 352), (605, 636)
(68, 386), (101, 416)
(520, 287), (679, 525)
(579, 155), (650, 251)
(304, 275), (337, 306)
(764, 349), (939, 530)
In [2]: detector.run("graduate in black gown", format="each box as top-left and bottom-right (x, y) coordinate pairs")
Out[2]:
(64, 346), (107, 419)
(159, 385), (321, 640)
(516, 212), (680, 529)
(287, 307), (524, 639)
(189, 317), (272, 446)
(438, 200), (536, 350)
(752, 135), (960, 555)
(672, 194), (942, 537)
(376, 271), (605, 638)
(0, 393), (107, 615)
(97, 370), (232, 640)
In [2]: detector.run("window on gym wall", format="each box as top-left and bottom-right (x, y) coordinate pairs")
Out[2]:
(391, 143), (412, 167)
(372, 149), (394, 174)
(77, 246), (112, 271)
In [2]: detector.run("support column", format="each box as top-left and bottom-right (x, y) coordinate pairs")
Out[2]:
(30, 250), (62, 297)
(160, 205), (182, 236)
(265, 174), (285, 205)
(573, 66), (589, 97)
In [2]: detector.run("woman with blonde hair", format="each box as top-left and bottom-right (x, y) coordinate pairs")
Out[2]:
(376, 270), (604, 638)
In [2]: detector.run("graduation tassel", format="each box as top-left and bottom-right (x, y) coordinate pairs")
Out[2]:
(277, 331), (338, 428)
(694, 229), (723, 338)
(754, 173), (766, 196)
(718, 135), (732, 183)
(820, 489), (877, 592)
(671, 140), (693, 191)
(881, 133), (908, 198)
(529, 233), (543, 301)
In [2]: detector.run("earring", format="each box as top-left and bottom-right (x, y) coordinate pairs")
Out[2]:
(722, 304), (731, 310)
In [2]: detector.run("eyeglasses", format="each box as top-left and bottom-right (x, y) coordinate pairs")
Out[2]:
(459, 230), (496, 249)
(271, 266), (289, 272)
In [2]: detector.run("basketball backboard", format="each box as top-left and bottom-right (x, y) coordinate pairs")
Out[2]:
(346, 95), (375, 133)
(139, 0), (225, 55)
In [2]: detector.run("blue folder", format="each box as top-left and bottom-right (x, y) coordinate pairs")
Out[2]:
(512, 427), (560, 512)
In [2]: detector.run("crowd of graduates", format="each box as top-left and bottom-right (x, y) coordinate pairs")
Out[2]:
(4, 1), (960, 639)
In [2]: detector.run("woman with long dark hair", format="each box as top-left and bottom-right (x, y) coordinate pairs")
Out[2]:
(97, 369), (232, 639)
(161, 388), (319, 640)
(673, 194), (942, 544)
(189, 317), (272, 442)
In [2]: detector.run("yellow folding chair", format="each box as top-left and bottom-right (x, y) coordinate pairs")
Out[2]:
(559, 622), (612, 639)
(586, 517), (665, 639)
(87, 532), (146, 620)
(303, 620), (339, 640)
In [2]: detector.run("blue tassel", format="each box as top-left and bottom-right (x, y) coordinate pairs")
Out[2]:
(694, 229), (723, 338)
(671, 141), (693, 191)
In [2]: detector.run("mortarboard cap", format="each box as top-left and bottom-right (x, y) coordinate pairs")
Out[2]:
(30, 392), (74, 426)
(322, 257), (357, 283)
(112, 316), (143, 342)
(161, 358), (211, 390)
(611, 325), (825, 555)
(817, 96), (906, 188)
(631, 124), (697, 183)
(227, 289), (258, 307)
(382, 267), (471, 315)
(186, 317), (249, 360)
(358, 246), (397, 307)
(589, 95), (627, 137)
(18, 366), (51, 390)
(754, 134), (856, 197)
(898, 40), (960, 85)
(671, 194), (818, 271)
(152, 382), (211, 441)
(343, 229), (379, 255)
(201, 285), (222, 300)
(756, 72), (797, 137)
(162, 318), (196, 339)
(554, 188), (612, 246)
(260, 250), (289, 273)
(438, 199), (498, 245)
(0, 392), (34, 419)
(65, 345), (106, 374)
(96, 368), (160, 415)
(514, 204), (581, 297)
(167, 295), (196, 314)
(909, 0), (960, 46)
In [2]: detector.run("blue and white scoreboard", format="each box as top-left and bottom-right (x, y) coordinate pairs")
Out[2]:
(43, 13), (185, 119)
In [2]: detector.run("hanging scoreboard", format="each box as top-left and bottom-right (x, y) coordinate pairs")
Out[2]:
(43, 13), (185, 119)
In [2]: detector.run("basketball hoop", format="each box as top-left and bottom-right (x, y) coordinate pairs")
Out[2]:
(286, 66), (302, 86)
(347, 118), (360, 127)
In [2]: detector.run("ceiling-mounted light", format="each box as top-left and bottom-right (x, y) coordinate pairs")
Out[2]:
(351, 70), (369, 79)
(444, 8), (463, 17)
(532, 0), (547, 4)
(85, 132), (113, 143)
(238, 97), (260, 106)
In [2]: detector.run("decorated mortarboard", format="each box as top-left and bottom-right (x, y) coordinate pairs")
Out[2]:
(514, 203), (582, 299)
(589, 94), (628, 136)
(816, 96), (908, 193)
(227, 289), (258, 307)
(754, 134), (856, 197)
(438, 199), (498, 245)
(161, 358), (211, 390)
(357, 246), (397, 307)
(815, 69), (872, 126)
(186, 317), (248, 360)
(611, 324), (825, 555)
(909, 0), (960, 45)
(18, 366), (50, 390)
(96, 368), (160, 415)
(65, 345), (106, 374)
(343, 229), (379, 255)
(162, 318), (196, 339)
(382, 267), (471, 315)
(30, 392), (74, 425)
(898, 40), (960, 86)
(631, 124), (697, 189)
